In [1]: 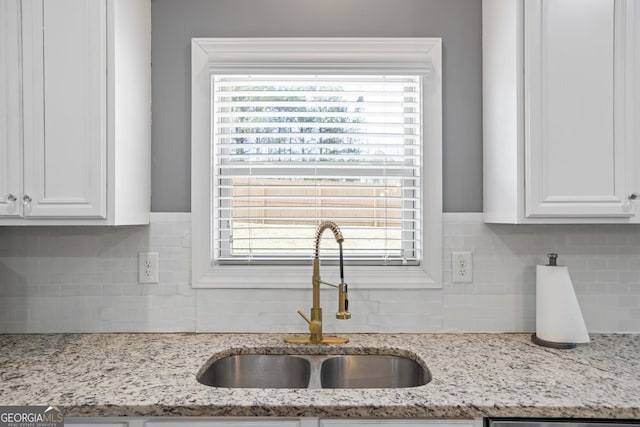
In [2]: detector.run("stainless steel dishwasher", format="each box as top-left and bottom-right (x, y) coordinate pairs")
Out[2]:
(487, 419), (640, 427)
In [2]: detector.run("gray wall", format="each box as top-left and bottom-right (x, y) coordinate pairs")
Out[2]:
(151, 0), (483, 212)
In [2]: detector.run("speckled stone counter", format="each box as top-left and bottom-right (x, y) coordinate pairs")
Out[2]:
(0, 333), (638, 419)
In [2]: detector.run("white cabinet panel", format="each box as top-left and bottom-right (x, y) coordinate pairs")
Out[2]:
(525, 0), (629, 217)
(22, 0), (107, 218)
(0, 0), (22, 218)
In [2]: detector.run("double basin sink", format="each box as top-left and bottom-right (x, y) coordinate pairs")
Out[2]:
(197, 353), (431, 389)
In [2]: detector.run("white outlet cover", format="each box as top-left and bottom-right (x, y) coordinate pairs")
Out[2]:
(451, 251), (473, 283)
(138, 252), (159, 284)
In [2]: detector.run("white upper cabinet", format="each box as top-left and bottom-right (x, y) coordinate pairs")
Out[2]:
(483, 0), (639, 223)
(0, 0), (151, 225)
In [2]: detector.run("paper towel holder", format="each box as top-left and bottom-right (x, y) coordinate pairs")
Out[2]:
(532, 252), (575, 348)
(531, 252), (590, 349)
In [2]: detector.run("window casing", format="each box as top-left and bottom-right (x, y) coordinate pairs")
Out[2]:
(192, 38), (442, 289)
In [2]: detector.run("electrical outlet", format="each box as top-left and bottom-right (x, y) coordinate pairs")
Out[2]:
(138, 252), (159, 284)
(452, 251), (473, 283)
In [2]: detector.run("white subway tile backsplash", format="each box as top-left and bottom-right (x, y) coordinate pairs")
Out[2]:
(0, 212), (639, 333)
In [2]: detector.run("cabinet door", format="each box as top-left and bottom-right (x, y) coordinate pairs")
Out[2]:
(0, 0), (22, 217)
(525, 0), (632, 217)
(21, 0), (107, 218)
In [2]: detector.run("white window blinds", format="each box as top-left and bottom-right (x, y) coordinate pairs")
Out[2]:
(212, 74), (422, 265)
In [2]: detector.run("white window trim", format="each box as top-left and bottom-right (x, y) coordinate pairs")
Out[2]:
(191, 38), (442, 290)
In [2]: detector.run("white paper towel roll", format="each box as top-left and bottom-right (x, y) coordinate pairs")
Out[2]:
(535, 264), (590, 346)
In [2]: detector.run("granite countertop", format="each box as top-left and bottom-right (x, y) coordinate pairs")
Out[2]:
(0, 333), (639, 419)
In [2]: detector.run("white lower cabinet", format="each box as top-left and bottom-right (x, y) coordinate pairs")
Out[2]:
(320, 420), (479, 427)
(145, 420), (302, 427)
(0, 0), (151, 225)
(66, 419), (303, 427)
(67, 424), (128, 427)
(66, 418), (479, 427)
(483, 0), (640, 223)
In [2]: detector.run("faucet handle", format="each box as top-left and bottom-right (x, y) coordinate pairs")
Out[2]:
(296, 310), (322, 339)
(297, 310), (311, 324)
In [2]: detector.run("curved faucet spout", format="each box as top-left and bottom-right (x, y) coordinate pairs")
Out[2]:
(314, 220), (346, 285)
(314, 221), (344, 258)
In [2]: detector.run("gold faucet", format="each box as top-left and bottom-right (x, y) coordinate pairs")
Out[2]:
(284, 221), (351, 344)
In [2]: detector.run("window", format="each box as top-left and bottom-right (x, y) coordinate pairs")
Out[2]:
(192, 38), (442, 289)
(213, 74), (421, 265)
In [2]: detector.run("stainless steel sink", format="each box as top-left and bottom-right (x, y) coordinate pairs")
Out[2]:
(320, 354), (428, 388)
(197, 352), (430, 389)
(197, 355), (311, 388)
